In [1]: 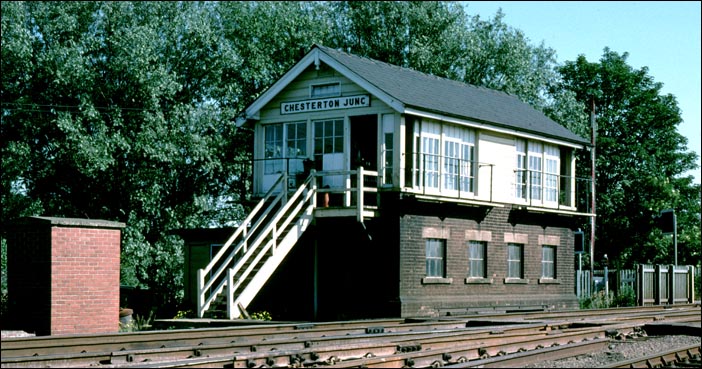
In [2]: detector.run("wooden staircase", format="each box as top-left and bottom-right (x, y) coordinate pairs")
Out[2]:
(196, 171), (317, 319)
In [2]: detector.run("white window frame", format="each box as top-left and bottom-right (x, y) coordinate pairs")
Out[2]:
(381, 114), (394, 186)
(425, 238), (446, 278)
(507, 243), (524, 279)
(514, 140), (561, 207)
(310, 82), (341, 98)
(515, 139), (527, 200)
(414, 120), (476, 196)
(544, 145), (560, 205)
(528, 142), (543, 202)
(541, 245), (556, 279)
(467, 241), (487, 278)
(264, 121), (307, 175)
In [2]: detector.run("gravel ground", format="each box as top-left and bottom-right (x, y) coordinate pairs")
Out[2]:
(523, 334), (701, 368)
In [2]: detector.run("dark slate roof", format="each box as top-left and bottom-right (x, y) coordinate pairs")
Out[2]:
(315, 44), (589, 145)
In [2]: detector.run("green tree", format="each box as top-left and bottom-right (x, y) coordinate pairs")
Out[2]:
(1, 1), (249, 316)
(328, 3), (559, 110)
(556, 49), (701, 267)
(217, 1), (331, 110)
(460, 9), (559, 110)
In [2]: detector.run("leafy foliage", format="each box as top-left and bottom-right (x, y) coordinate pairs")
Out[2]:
(556, 49), (700, 267)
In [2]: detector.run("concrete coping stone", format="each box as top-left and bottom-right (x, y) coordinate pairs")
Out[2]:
(10, 216), (126, 229)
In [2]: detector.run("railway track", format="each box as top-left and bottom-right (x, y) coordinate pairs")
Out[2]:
(602, 343), (701, 368)
(1, 304), (699, 368)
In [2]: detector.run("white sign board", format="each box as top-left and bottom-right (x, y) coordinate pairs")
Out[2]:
(281, 94), (370, 115)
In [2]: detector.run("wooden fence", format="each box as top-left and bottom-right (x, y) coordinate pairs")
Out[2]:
(575, 264), (698, 305)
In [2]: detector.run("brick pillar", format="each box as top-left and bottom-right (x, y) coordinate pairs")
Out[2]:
(6, 217), (125, 336)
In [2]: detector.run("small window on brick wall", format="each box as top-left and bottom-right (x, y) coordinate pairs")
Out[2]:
(541, 245), (556, 279)
(425, 238), (446, 278)
(507, 243), (524, 279)
(467, 241), (487, 278)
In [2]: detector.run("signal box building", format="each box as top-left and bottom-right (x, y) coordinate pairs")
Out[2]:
(189, 45), (594, 321)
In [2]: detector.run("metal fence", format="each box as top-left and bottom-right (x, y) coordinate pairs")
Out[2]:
(575, 268), (636, 299)
(575, 264), (698, 305)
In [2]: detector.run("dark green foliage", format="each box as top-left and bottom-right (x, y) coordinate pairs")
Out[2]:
(556, 49), (701, 268)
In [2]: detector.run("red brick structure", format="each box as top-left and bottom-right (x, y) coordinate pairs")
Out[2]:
(5, 217), (125, 336)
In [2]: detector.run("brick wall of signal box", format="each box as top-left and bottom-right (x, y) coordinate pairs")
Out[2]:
(397, 205), (578, 317)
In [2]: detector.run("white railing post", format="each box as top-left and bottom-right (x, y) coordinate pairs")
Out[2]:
(242, 226), (248, 253)
(272, 223), (277, 255)
(688, 265), (695, 303)
(227, 267), (235, 319)
(311, 169), (317, 208)
(197, 269), (204, 318)
(357, 166), (364, 222)
(668, 264), (675, 305)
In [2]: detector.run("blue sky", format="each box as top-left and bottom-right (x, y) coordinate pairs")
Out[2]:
(461, 1), (701, 184)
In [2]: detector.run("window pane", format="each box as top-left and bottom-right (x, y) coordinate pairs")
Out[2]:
(468, 241), (486, 278)
(311, 83), (340, 98)
(507, 243), (523, 279)
(425, 239), (445, 277)
(542, 245), (556, 278)
(335, 120), (343, 135)
(264, 125), (284, 174)
(384, 133), (394, 185)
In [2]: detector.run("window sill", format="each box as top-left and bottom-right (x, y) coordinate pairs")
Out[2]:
(465, 277), (493, 284)
(504, 278), (529, 284)
(538, 278), (560, 284)
(422, 277), (453, 285)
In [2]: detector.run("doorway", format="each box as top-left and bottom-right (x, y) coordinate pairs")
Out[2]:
(350, 114), (378, 171)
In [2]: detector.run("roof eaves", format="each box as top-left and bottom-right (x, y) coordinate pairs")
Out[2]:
(236, 47), (320, 127)
(405, 106), (589, 149)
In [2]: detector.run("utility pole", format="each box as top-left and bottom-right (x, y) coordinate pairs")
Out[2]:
(589, 97), (597, 295)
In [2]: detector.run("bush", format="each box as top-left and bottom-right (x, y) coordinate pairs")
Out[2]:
(173, 309), (195, 319)
(611, 285), (636, 307)
(250, 311), (272, 321)
(580, 290), (611, 309)
(119, 311), (155, 332)
(580, 285), (636, 309)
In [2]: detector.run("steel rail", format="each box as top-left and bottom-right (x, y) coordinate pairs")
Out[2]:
(1, 318), (407, 357)
(451, 304), (700, 322)
(104, 324), (608, 368)
(600, 343), (701, 368)
(320, 326), (611, 368)
(4, 304), (696, 357)
(443, 339), (612, 368)
(1, 305), (698, 368)
(1, 323), (551, 368)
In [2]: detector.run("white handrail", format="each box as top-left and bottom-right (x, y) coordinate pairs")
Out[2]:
(197, 173), (287, 317)
(197, 167), (380, 318)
